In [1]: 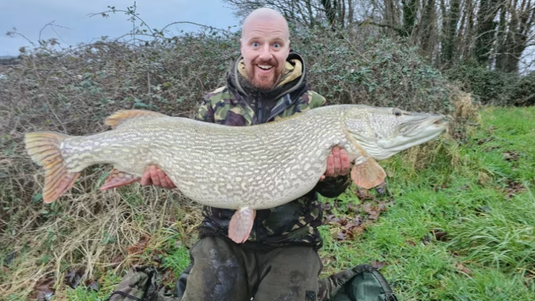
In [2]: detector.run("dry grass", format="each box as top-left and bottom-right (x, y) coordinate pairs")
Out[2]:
(1, 184), (202, 296)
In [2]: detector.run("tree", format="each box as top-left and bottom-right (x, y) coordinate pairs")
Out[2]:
(474, 0), (501, 65)
(494, 0), (535, 72)
(222, 0), (357, 29)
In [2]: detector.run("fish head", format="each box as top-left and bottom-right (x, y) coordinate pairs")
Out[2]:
(343, 106), (451, 160)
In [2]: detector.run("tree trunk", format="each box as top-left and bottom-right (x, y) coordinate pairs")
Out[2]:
(420, 0), (438, 61)
(474, 0), (501, 65)
(495, 1), (510, 71)
(442, 0), (461, 65)
(402, 0), (419, 37)
(495, 0), (534, 73)
(321, 0), (338, 28)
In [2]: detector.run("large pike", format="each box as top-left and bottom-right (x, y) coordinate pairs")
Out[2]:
(25, 105), (450, 243)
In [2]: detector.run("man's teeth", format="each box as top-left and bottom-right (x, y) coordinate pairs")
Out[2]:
(258, 65), (273, 70)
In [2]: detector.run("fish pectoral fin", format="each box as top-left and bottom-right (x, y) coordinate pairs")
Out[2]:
(99, 168), (141, 190)
(105, 110), (168, 129)
(228, 207), (256, 244)
(350, 158), (386, 189)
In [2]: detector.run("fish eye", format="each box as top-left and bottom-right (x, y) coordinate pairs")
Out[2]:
(393, 108), (402, 116)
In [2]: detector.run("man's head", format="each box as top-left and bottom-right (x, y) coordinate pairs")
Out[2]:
(240, 8), (290, 91)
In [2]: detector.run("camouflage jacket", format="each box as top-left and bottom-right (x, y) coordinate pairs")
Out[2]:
(195, 51), (351, 250)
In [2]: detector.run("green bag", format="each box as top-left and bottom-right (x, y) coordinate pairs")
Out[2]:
(106, 266), (178, 301)
(318, 264), (398, 301)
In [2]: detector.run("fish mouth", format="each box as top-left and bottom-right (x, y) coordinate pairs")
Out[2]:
(383, 115), (450, 151)
(403, 115), (450, 137)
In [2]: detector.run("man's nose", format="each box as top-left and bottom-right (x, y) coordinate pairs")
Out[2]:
(258, 44), (272, 60)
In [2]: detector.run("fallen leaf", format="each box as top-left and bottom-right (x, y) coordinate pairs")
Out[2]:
(455, 262), (473, 275)
(127, 234), (151, 256)
(355, 187), (374, 201)
(371, 260), (387, 269)
(504, 180), (525, 199)
(363, 203), (384, 220)
(110, 253), (125, 268)
(31, 277), (55, 301)
(431, 229), (449, 242)
(65, 268), (84, 288)
(503, 151), (519, 161)
(336, 232), (347, 241)
(476, 137), (493, 145)
(86, 280), (99, 291)
(375, 182), (388, 195)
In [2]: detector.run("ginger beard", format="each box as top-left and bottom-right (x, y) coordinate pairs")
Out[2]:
(246, 58), (284, 91)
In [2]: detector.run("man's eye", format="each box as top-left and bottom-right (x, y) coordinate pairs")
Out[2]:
(252, 42), (259, 47)
(273, 43), (280, 48)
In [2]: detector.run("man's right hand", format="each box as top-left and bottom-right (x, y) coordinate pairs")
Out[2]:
(140, 165), (176, 189)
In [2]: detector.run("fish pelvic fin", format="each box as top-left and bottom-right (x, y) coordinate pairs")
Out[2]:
(229, 207), (256, 244)
(24, 132), (80, 203)
(105, 109), (168, 129)
(99, 168), (141, 190)
(351, 157), (386, 189)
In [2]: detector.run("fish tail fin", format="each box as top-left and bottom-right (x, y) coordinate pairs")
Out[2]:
(24, 132), (80, 203)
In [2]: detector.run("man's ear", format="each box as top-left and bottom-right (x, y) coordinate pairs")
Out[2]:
(286, 40), (291, 56)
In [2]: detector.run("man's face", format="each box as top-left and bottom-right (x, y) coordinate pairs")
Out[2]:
(240, 17), (290, 91)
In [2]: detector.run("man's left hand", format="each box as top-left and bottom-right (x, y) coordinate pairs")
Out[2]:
(320, 146), (350, 180)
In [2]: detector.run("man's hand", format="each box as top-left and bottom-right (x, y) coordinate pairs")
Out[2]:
(320, 147), (350, 180)
(140, 165), (176, 189)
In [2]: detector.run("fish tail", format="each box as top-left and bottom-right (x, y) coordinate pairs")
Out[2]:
(24, 132), (80, 203)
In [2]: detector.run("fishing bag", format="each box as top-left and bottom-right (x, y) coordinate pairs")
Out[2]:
(106, 266), (178, 301)
(319, 264), (398, 301)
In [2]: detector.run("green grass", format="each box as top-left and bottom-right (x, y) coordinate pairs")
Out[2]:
(317, 106), (535, 300)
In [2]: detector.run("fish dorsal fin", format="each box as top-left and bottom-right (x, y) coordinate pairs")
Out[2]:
(105, 110), (168, 129)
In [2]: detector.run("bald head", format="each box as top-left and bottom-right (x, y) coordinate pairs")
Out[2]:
(242, 8), (290, 41)
(239, 7), (291, 90)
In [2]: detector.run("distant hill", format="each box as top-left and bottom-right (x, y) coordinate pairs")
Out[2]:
(0, 55), (19, 65)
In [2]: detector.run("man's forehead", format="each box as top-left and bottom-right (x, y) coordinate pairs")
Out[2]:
(242, 23), (289, 41)
(242, 9), (289, 40)
(244, 29), (287, 41)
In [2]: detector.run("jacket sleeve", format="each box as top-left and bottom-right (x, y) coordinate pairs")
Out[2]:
(315, 175), (352, 198)
(308, 91), (352, 198)
(195, 96), (215, 123)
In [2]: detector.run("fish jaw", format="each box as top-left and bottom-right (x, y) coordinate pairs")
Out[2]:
(373, 114), (450, 155)
(343, 106), (451, 160)
(377, 116), (449, 152)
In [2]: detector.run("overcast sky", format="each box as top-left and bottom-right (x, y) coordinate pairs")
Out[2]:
(0, 0), (240, 56)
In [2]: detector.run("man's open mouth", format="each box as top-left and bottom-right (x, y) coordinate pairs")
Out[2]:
(257, 65), (273, 70)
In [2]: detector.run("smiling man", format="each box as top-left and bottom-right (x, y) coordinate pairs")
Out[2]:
(240, 8), (290, 91)
(141, 7), (352, 301)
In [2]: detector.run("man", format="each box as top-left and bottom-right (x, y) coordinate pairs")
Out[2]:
(142, 8), (351, 301)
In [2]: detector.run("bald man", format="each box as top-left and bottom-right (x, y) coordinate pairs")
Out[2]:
(142, 8), (351, 301)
